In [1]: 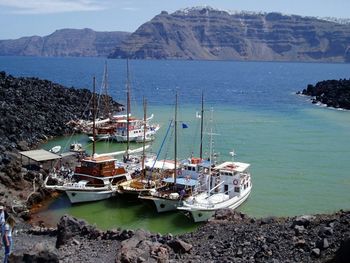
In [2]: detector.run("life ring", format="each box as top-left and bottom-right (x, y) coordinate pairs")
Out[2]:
(177, 170), (182, 176)
(92, 170), (98, 176)
(233, 179), (238, 185)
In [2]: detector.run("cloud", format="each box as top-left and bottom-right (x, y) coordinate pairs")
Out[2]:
(121, 7), (138, 11)
(0, 0), (108, 14)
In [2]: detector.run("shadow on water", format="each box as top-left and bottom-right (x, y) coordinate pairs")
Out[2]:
(32, 193), (200, 234)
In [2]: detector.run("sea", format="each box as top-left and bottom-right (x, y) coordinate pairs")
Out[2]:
(1, 56), (350, 234)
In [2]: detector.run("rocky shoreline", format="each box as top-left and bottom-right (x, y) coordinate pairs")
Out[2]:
(297, 79), (350, 110)
(6, 210), (350, 262)
(0, 72), (349, 262)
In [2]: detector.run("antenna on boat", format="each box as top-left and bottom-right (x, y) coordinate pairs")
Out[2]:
(142, 96), (147, 178)
(174, 91), (178, 185)
(92, 76), (96, 158)
(200, 90), (204, 160)
(102, 61), (109, 118)
(126, 59), (131, 159)
(207, 107), (214, 195)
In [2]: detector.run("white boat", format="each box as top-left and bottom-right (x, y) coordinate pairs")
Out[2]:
(49, 145), (61, 154)
(70, 143), (84, 152)
(177, 161), (252, 222)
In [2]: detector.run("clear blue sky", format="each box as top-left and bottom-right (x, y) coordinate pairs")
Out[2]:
(0, 0), (349, 39)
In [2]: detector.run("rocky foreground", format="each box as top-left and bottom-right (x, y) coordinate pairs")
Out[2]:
(0, 72), (349, 262)
(6, 210), (350, 263)
(298, 79), (350, 110)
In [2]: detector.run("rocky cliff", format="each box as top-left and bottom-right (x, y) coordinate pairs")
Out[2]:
(0, 28), (130, 57)
(298, 79), (350, 109)
(110, 7), (350, 62)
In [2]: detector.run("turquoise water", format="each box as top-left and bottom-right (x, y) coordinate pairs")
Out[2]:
(1, 56), (350, 233)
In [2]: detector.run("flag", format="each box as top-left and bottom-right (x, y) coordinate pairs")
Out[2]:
(182, 123), (189, 129)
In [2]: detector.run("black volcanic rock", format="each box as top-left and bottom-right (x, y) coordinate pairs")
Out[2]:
(299, 79), (350, 109)
(110, 6), (350, 62)
(0, 28), (130, 57)
(0, 71), (122, 151)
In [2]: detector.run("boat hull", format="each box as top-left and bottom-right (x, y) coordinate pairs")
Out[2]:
(180, 187), (252, 222)
(65, 189), (114, 204)
(139, 196), (182, 212)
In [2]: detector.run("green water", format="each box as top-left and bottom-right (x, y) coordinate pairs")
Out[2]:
(38, 104), (350, 233)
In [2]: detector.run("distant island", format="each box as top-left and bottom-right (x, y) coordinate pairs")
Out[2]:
(0, 28), (130, 57)
(1, 6), (350, 62)
(298, 79), (350, 109)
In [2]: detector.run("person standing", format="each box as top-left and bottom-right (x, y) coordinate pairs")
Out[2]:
(2, 216), (15, 263)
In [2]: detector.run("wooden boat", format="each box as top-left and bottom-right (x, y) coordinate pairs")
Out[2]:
(44, 77), (133, 203)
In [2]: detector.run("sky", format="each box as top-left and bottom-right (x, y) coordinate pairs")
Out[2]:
(0, 0), (349, 39)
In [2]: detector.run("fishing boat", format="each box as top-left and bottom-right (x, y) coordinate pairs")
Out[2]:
(177, 160), (252, 222)
(116, 98), (167, 196)
(44, 77), (133, 204)
(85, 62), (160, 142)
(139, 92), (209, 212)
(177, 109), (252, 222)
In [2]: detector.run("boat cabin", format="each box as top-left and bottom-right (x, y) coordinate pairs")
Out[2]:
(75, 156), (127, 177)
(212, 161), (251, 197)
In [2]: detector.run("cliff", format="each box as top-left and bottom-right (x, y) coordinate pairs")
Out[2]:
(110, 7), (350, 62)
(0, 28), (130, 57)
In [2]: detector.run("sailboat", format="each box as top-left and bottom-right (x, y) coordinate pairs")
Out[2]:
(44, 77), (133, 204)
(138, 92), (208, 212)
(117, 97), (167, 196)
(113, 60), (160, 143)
(86, 61), (160, 142)
(177, 109), (253, 222)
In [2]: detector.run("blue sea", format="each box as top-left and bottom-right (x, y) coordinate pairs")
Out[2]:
(1, 56), (350, 233)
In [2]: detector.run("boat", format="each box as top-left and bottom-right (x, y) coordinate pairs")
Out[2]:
(70, 142), (84, 152)
(138, 92), (208, 212)
(49, 145), (61, 154)
(44, 77), (133, 204)
(85, 60), (160, 143)
(177, 109), (252, 222)
(112, 60), (160, 143)
(116, 98), (167, 196)
(177, 160), (252, 222)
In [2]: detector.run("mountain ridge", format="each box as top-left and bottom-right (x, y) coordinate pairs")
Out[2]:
(110, 6), (350, 62)
(0, 28), (130, 57)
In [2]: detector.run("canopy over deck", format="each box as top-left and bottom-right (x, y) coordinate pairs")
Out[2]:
(19, 149), (61, 162)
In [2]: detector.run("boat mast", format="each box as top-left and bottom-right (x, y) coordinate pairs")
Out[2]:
(126, 59), (131, 158)
(102, 61), (109, 118)
(200, 91), (204, 159)
(142, 97), (147, 178)
(174, 91), (178, 185)
(92, 76), (96, 157)
(207, 107), (214, 195)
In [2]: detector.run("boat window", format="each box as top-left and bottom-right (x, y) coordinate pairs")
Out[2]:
(234, 187), (240, 193)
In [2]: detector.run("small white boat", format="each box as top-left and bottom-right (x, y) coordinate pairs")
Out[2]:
(177, 161), (252, 222)
(70, 143), (84, 152)
(49, 145), (61, 154)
